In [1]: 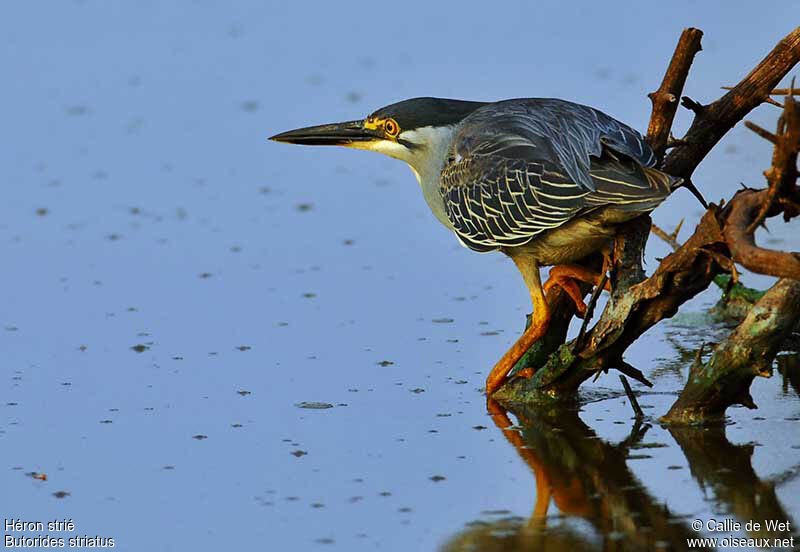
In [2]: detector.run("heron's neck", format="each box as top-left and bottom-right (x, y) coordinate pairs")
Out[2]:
(401, 126), (457, 230)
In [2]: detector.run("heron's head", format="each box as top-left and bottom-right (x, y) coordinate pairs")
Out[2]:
(269, 97), (486, 173)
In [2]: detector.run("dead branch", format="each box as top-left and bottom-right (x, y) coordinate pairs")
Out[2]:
(724, 189), (800, 278)
(721, 86), (785, 108)
(769, 87), (800, 95)
(744, 120), (778, 144)
(662, 27), (800, 180)
(659, 75), (800, 423)
(651, 222), (682, 251)
(647, 28), (704, 160)
(745, 85), (800, 231)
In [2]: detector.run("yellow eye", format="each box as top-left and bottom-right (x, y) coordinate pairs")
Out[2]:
(384, 118), (399, 137)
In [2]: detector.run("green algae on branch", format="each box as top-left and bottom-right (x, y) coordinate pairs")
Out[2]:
(661, 278), (800, 424)
(713, 274), (765, 303)
(709, 274), (767, 322)
(495, 342), (582, 405)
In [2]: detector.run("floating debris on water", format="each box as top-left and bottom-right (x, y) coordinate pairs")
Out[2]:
(295, 402), (334, 409)
(241, 100), (259, 112)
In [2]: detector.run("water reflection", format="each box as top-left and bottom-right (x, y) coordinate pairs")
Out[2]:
(668, 425), (797, 543)
(777, 353), (800, 397)
(441, 401), (797, 551)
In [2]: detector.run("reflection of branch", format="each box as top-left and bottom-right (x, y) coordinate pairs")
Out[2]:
(770, 463), (800, 487)
(619, 375), (644, 418)
(777, 353), (800, 396)
(669, 425), (796, 540)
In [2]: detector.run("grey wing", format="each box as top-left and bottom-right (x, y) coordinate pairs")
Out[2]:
(440, 99), (673, 253)
(453, 98), (657, 192)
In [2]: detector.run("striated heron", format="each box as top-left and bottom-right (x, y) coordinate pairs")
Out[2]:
(270, 97), (681, 396)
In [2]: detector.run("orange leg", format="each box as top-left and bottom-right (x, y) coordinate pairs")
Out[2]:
(486, 256), (550, 396)
(542, 264), (612, 315)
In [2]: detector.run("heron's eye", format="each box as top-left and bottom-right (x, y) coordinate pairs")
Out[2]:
(384, 118), (399, 137)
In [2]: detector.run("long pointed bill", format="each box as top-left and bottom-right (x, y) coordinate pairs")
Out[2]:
(269, 119), (380, 146)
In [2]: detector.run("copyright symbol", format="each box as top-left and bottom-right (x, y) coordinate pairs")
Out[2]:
(691, 519), (703, 531)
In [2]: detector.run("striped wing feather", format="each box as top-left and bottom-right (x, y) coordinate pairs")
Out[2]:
(440, 99), (676, 253)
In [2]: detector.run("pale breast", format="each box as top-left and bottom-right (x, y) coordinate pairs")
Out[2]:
(505, 207), (641, 266)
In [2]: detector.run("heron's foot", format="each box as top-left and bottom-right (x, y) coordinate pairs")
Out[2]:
(485, 307), (551, 396)
(543, 264), (611, 316)
(515, 367), (534, 379)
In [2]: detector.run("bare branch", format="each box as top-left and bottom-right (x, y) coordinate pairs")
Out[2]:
(666, 133), (691, 149)
(721, 86), (784, 107)
(651, 222), (681, 251)
(768, 87), (800, 95)
(646, 28), (704, 159)
(744, 120), (778, 144)
(681, 96), (705, 116)
(663, 26), (800, 181)
(724, 189), (800, 279)
(745, 90), (800, 232)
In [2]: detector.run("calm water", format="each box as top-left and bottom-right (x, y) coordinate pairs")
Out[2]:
(2, 2), (798, 550)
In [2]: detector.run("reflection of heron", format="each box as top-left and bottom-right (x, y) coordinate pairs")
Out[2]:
(272, 97), (680, 395)
(442, 400), (800, 551)
(441, 400), (711, 552)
